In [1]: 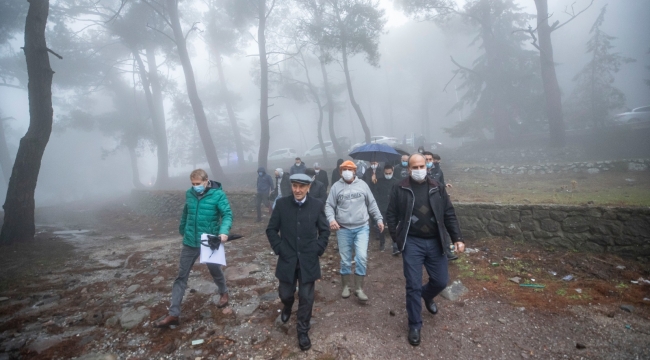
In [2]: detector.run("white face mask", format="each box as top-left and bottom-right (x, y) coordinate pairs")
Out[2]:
(384, 174), (393, 180)
(371, 164), (378, 170)
(410, 169), (427, 182)
(342, 170), (354, 181)
(315, 169), (320, 174)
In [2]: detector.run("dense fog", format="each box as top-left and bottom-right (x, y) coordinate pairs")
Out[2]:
(0, 0), (648, 205)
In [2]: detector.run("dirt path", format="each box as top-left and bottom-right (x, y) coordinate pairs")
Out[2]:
(0, 201), (648, 359)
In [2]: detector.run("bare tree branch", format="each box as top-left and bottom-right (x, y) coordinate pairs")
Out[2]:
(0, 83), (24, 90)
(184, 22), (202, 41)
(526, 25), (541, 51)
(442, 70), (460, 93)
(552, 0), (594, 32)
(450, 56), (479, 76)
(265, 0), (276, 20)
(104, 0), (128, 23)
(268, 114), (280, 121)
(47, 48), (63, 59)
(147, 23), (176, 44)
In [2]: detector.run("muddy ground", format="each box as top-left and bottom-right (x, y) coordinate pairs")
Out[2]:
(0, 199), (649, 360)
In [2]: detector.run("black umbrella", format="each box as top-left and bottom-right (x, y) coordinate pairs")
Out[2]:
(348, 143), (402, 162)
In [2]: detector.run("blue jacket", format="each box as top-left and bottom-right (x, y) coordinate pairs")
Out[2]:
(257, 167), (274, 193)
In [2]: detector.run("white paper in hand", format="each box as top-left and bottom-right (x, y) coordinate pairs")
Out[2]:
(199, 233), (226, 266)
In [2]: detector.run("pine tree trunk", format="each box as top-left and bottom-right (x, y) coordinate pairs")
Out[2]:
(166, 0), (225, 179)
(319, 56), (344, 158)
(341, 41), (371, 145)
(1, 0), (53, 244)
(535, 0), (566, 148)
(0, 117), (13, 185)
(145, 46), (170, 186)
(257, 0), (270, 170)
(300, 53), (327, 162)
(214, 52), (245, 166)
(127, 142), (144, 189)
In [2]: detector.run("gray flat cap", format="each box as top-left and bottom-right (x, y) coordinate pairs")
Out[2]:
(289, 174), (312, 184)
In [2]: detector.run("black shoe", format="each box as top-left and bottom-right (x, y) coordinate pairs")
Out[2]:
(392, 247), (401, 256)
(447, 252), (458, 261)
(408, 328), (420, 346)
(424, 298), (438, 315)
(298, 332), (311, 351)
(281, 305), (292, 323)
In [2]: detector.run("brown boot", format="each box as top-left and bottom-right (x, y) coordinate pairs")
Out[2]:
(155, 315), (179, 328)
(217, 293), (229, 308)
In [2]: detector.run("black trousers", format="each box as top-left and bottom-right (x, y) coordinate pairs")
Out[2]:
(402, 235), (448, 330)
(278, 267), (315, 334)
(256, 192), (270, 221)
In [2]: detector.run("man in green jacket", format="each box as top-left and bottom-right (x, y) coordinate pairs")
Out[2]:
(156, 169), (233, 328)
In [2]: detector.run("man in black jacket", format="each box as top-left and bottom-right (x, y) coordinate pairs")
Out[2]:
(305, 168), (327, 204)
(386, 153), (464, 347)
(375, 164), (399, 254)
(313, 162), (329, 189)
(266, 174), (330, 351)
(272, 168), (291, 209)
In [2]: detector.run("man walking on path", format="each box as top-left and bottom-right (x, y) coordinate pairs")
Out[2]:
(266, 174), (330, 351)
(325, 160), (384, 302)
(331, 159), (344, 185)
(272, 168), (291, 209)
(290, 157), (306, 175)
(256, 167), (274, 222)
(156, 169), (233, 328)
(305, 168), (327, 203)
(314, 162), (329, 189)
(375, 164), (399, 254)
(386, 154), (464, 346)
(393, 154), (410, 181)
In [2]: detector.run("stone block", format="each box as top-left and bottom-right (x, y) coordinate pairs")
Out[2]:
(522, 231), (534, 241)
(562, 217), (590, 233)
(539, 219), (561, 233)
(589, 236), (614, 247)
(520, 216), (536, 232)
(520, 210), (532, 216)
(504, 223), (521, 237)
(591, 220), (622, 236)
(622, 218), (650, 237)
(509, 210), (521, 222)
(549, 211), (568, 221)
(533, 230), (554, 239)
(486, 221), (505, 236)
(532, 209), (550, 220)
(462, 230), (476, 240)
(491, 210), (511, 222)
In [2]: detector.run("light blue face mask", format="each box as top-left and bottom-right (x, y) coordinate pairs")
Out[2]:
(193, 185), (205, 193)
(426, 162), (434, 169)
(401, 161), (408, 167)
(258, 172), (264, 176)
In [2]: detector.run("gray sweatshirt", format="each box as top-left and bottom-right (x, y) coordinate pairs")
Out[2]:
(325, 177), (383, 229)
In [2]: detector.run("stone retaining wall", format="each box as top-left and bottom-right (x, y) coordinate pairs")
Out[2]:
(455, 203), (650, 259)
(130, 190), (650, 259)
(457, 158), (649, 175)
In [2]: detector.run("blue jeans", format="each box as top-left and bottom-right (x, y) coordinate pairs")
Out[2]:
(337, 225), (370, 276)
(402, 235), (448, 330)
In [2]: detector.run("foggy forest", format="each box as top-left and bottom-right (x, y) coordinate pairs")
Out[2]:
(0, 0), (649, 358)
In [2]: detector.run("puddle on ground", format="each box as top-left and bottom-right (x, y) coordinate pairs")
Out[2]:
(52, 230), (91, 235)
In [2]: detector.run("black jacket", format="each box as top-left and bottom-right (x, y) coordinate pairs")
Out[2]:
(290, 162), (306, 175)
(315, 170), (329, 189)
(386, 177), (462, 254)
(309, 179), (327, 204)
(428, 165), (445, 186)
(393, 164), (409, 181)
(375, 176), (398, 213)
(266, 195), (330, 284)
(331, 159), (344, 184)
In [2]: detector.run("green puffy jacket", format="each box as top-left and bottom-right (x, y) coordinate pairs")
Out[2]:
(179, 180), (233, 247)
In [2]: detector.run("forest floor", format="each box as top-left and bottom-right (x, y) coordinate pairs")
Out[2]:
(0, 196), (648, 360)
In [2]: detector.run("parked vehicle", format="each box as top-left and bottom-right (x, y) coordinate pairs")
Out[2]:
(350, 136), (399, 151)
(304, 137), (351, 157)
(268, 148), (297, 161)
(613, 106), (650, 129)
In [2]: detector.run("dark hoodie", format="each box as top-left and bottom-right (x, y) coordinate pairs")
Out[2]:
(331, 158), (344, 185)
(256, 167), (274, 193)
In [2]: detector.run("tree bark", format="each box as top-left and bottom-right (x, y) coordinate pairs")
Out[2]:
(214, 51), (245, 166)
(145, 46), (170, 185)
(257, 0), (270, 170)
(340, 40), (371, 145)
(166, 0), (225, 179)
(1, 0), (54, 244)
(0, 118), (13, 185)
(535, 0), (566, 147)
(127, 142), (144, 189)
(319, 56), (344, 158)
(300, 53), (327, 162)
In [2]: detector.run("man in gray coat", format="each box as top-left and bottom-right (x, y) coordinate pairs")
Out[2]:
(325, 160), (383, 302)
